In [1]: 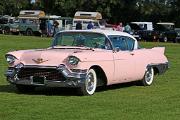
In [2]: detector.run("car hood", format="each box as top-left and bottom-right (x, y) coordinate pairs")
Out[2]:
(7, 47), (113, 67)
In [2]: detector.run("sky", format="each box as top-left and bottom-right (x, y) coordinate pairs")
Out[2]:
(31, 0), (35, 3)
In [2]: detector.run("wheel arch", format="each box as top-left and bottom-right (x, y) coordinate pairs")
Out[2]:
(148, 63), (168, 75)
(26, 28), (33, 36)
(89, 65), (107, 87)
(4, 26), (10, 30)
(4, 26), (10, 34)
(152, 66), (159, 75)
(26, 28), (33, 32)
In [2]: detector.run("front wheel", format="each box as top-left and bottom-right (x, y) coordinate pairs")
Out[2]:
(141, 67), (154, 86)
(78, 69), (97, 96)
(4, 27), (10, 35)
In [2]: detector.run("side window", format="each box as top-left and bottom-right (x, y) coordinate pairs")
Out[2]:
(109, 36), (134, 51)
(110, 36), (127, 51)
(126, 37), (134, 51)
(118, 37), (128, 51)
(55, 33), (74, 46)
(90, 37), (105, 48)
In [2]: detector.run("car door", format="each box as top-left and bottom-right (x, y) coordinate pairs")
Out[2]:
(111, 36), (138, 83)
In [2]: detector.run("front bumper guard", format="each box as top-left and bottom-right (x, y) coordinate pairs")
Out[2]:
(5, 65), (87, 87)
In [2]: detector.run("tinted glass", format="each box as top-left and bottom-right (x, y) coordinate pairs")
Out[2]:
(108, 35), (134, 51)
(53, 32), (112, 49)
(126, 38), (134, 50)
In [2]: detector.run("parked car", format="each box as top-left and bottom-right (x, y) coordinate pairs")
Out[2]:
(3, 19), (19, 35)
(129, 22), (156, 41)
(18, 10), (46, 36)
(154, 22), (177, 42)
(0, 25), (2, 33)
(0, 15), (19, 35)
(175, 28), (180, 43)
(0, 15), (9, 31)
(5, 30), (169, 95)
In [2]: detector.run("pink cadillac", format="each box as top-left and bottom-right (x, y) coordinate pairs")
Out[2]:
(5, 30), (169, 95)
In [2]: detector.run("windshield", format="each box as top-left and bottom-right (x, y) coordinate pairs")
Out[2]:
(52, 32), (112, 50)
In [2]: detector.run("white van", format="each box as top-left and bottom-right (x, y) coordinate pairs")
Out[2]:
(73, 11), (102, 29)
(131, 22), (153, 30)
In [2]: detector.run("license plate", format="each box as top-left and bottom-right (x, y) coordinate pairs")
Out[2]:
(32, 76), (45, 85)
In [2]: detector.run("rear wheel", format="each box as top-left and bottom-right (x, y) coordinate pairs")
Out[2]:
(173, 38), (177, 43)
(26, 29), (33, 36)
(163, 36), (168, 42)
(78, 69), (97, 96)
(16, 85), (35, 93)
(4, 27), (10, 35)
(142, 67), (154, 86)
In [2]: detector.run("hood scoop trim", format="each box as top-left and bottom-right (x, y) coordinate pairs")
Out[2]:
(32, 58), (48, 64)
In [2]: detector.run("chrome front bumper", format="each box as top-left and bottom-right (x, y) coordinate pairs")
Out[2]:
(5, 65), (87, 88)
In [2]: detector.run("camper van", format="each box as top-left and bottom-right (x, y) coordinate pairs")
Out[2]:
(18, 10), (45, 35)
(18, 10), (72, 36)
(73, 11), (103, 29)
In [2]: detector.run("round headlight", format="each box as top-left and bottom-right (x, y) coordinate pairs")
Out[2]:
(68, 56), (80, 65)
(6, 55), (16, 64)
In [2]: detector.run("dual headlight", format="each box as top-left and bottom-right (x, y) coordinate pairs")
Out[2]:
(6, 55), (16, 64)
(6, 54), (80, 66)
(68, 56), (80, 66)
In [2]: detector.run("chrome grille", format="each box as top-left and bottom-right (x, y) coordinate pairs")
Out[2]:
(17, 68), (66, 81)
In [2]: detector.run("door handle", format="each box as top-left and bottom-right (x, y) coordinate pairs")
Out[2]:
(130, 53), (134, 56)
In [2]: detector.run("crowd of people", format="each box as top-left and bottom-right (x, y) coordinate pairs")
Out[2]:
(40, 20), (60, 37)
(75, 21), (132, 33)
(40, 19), (132, 37)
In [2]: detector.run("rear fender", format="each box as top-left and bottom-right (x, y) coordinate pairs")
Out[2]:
(151, 47), (165, 54)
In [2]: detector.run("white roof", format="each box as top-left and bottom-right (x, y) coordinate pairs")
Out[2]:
(48, 15), (61, 18)
(131, 22), (152, 24)
(59, 29), (136, 40)
(74, 11), (102, 20)
(157, 22), (175, 25)
(19, 10), (45, 19)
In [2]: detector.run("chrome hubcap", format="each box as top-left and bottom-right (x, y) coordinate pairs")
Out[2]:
(86, 73), (95, 92)
(145, 68), (153, 84)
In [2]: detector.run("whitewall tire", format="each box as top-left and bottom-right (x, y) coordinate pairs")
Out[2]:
(78, 69), (97, 96)
(142, 67), (154, 86)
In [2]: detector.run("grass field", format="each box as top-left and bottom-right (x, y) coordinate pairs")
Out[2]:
(0, 34), (180, 120)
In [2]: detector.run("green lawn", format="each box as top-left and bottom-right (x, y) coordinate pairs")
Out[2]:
(0, 34), (180, 120)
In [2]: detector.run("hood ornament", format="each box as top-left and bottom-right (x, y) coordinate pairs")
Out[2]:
(32, 58), (48, 64)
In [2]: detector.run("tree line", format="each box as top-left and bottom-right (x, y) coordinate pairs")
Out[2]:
(0, 0), (180, 27)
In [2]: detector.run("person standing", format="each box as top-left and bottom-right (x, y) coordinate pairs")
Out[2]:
(76, 21), (82, 30)
(53, 20), (59, 36)
(124, 23), (131, 34)
(40, 20), (46, 37)
(87, 21), (94, 29)
(47, 20), (53, 37)
(116, 22), (123, 31)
